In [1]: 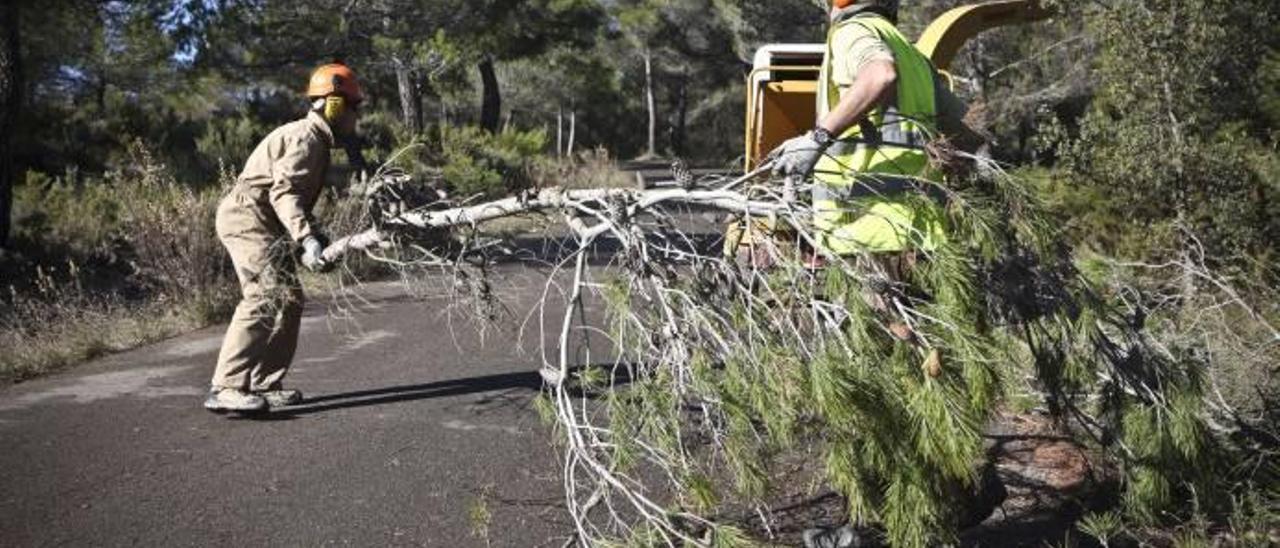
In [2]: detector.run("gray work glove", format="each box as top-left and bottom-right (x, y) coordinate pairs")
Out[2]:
(803, 525), (859, 548)
(300, 234), (333, 273)
(770, 131), (829, 178)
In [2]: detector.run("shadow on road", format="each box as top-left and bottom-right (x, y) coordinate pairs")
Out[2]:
(257, 362), (636, 418)
(274, 370), (545, 416)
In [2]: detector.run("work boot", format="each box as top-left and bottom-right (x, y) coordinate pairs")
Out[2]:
(255, 383), (303, 407)
(204, 387), (268, 413)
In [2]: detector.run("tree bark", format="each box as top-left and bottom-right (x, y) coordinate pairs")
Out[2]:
(567, 109), (576, 156)
(0, 2), (20, 249)
(322, 182), (788, 262)
(478, 56), (501, 133)
(393, 56), (422, 135)
(670, 73), (687, 157)
(556, 106), (563, 156)
(643, 49), (656, 158)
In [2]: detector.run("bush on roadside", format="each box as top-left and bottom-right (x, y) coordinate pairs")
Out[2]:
(439, 125), (546, 199)
(195, 112), (271, 178)
(111, 143), (235, 316)
(353, 121), (550, 201)
(1, 142), (236, 382)
(11, 170), (126, 263)
(0, 271), (224, 383)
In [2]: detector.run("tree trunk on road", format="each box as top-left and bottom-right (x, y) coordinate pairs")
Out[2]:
(478, 56), (501, 133)
(394, 57), (422, 135)
(0, 3), (20, 249)
(643, 49), (656, 158)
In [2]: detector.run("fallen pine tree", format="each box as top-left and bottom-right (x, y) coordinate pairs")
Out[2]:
(318, 157), (1278, 547)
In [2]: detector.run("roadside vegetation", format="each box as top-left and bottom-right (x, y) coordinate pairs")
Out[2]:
(1, 143), (235, 381)
(0, 134), (629, 382)
(0, 0), (1277, 545)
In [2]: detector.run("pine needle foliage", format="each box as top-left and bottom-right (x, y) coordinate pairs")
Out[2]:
(320, 147), (1255, 546)
(569, 164), (1217, 546)
(323, 148), (1272, 545)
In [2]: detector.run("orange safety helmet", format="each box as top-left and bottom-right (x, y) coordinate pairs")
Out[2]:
(832, 0), (897, 19)
(307, 62), (364, 103)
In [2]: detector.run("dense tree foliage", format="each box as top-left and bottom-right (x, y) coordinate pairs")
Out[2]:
(0, 2), (19, 248)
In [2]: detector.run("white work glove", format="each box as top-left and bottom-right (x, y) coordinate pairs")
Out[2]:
(300, 234), (333, 273)
(770, 131), (830, 178)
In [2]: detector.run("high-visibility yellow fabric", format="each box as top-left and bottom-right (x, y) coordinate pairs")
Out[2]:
(823, 21), (894, 92)
(813, 15), (945, 254)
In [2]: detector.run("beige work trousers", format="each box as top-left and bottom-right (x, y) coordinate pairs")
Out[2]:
(211, 189), (305, 391)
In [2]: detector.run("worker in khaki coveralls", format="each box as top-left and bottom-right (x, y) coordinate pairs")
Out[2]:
(205, 62), (363, 413)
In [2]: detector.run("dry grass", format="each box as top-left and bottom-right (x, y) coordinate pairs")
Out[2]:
(533, 147), (635, 190)
(0, 275), (229, 382)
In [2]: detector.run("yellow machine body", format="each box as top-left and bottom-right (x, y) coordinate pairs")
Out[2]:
(748, 80), (819, 171)
(915, 0), (1052, 74)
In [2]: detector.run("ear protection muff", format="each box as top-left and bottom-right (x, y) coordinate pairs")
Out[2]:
(323, 95), (346, 123)
(319, 73), (350, 123)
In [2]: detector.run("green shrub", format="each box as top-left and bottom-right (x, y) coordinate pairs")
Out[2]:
(357, 109), (418, 162)
(12, 169), (125, 261)
(1048, 0), (1279, 276)
(440, 125), (546, 198)
(195, 112), (270, 176)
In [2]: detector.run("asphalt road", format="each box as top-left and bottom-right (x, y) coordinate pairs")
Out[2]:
(0, 266), (606, 547)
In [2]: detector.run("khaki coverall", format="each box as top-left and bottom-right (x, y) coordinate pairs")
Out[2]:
(212, 110), (333, 391)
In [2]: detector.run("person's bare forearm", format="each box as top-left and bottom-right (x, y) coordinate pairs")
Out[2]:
(816, 60), (897, 137)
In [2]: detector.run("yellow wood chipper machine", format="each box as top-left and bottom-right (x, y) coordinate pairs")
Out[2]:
(726, 0), (1050, 257)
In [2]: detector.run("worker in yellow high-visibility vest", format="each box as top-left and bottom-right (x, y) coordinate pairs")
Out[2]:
(773, 0), (981, 357)
(769, 2), (988, 545)
(774, 0), (986, 445)
(773, 0), (979, 256)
